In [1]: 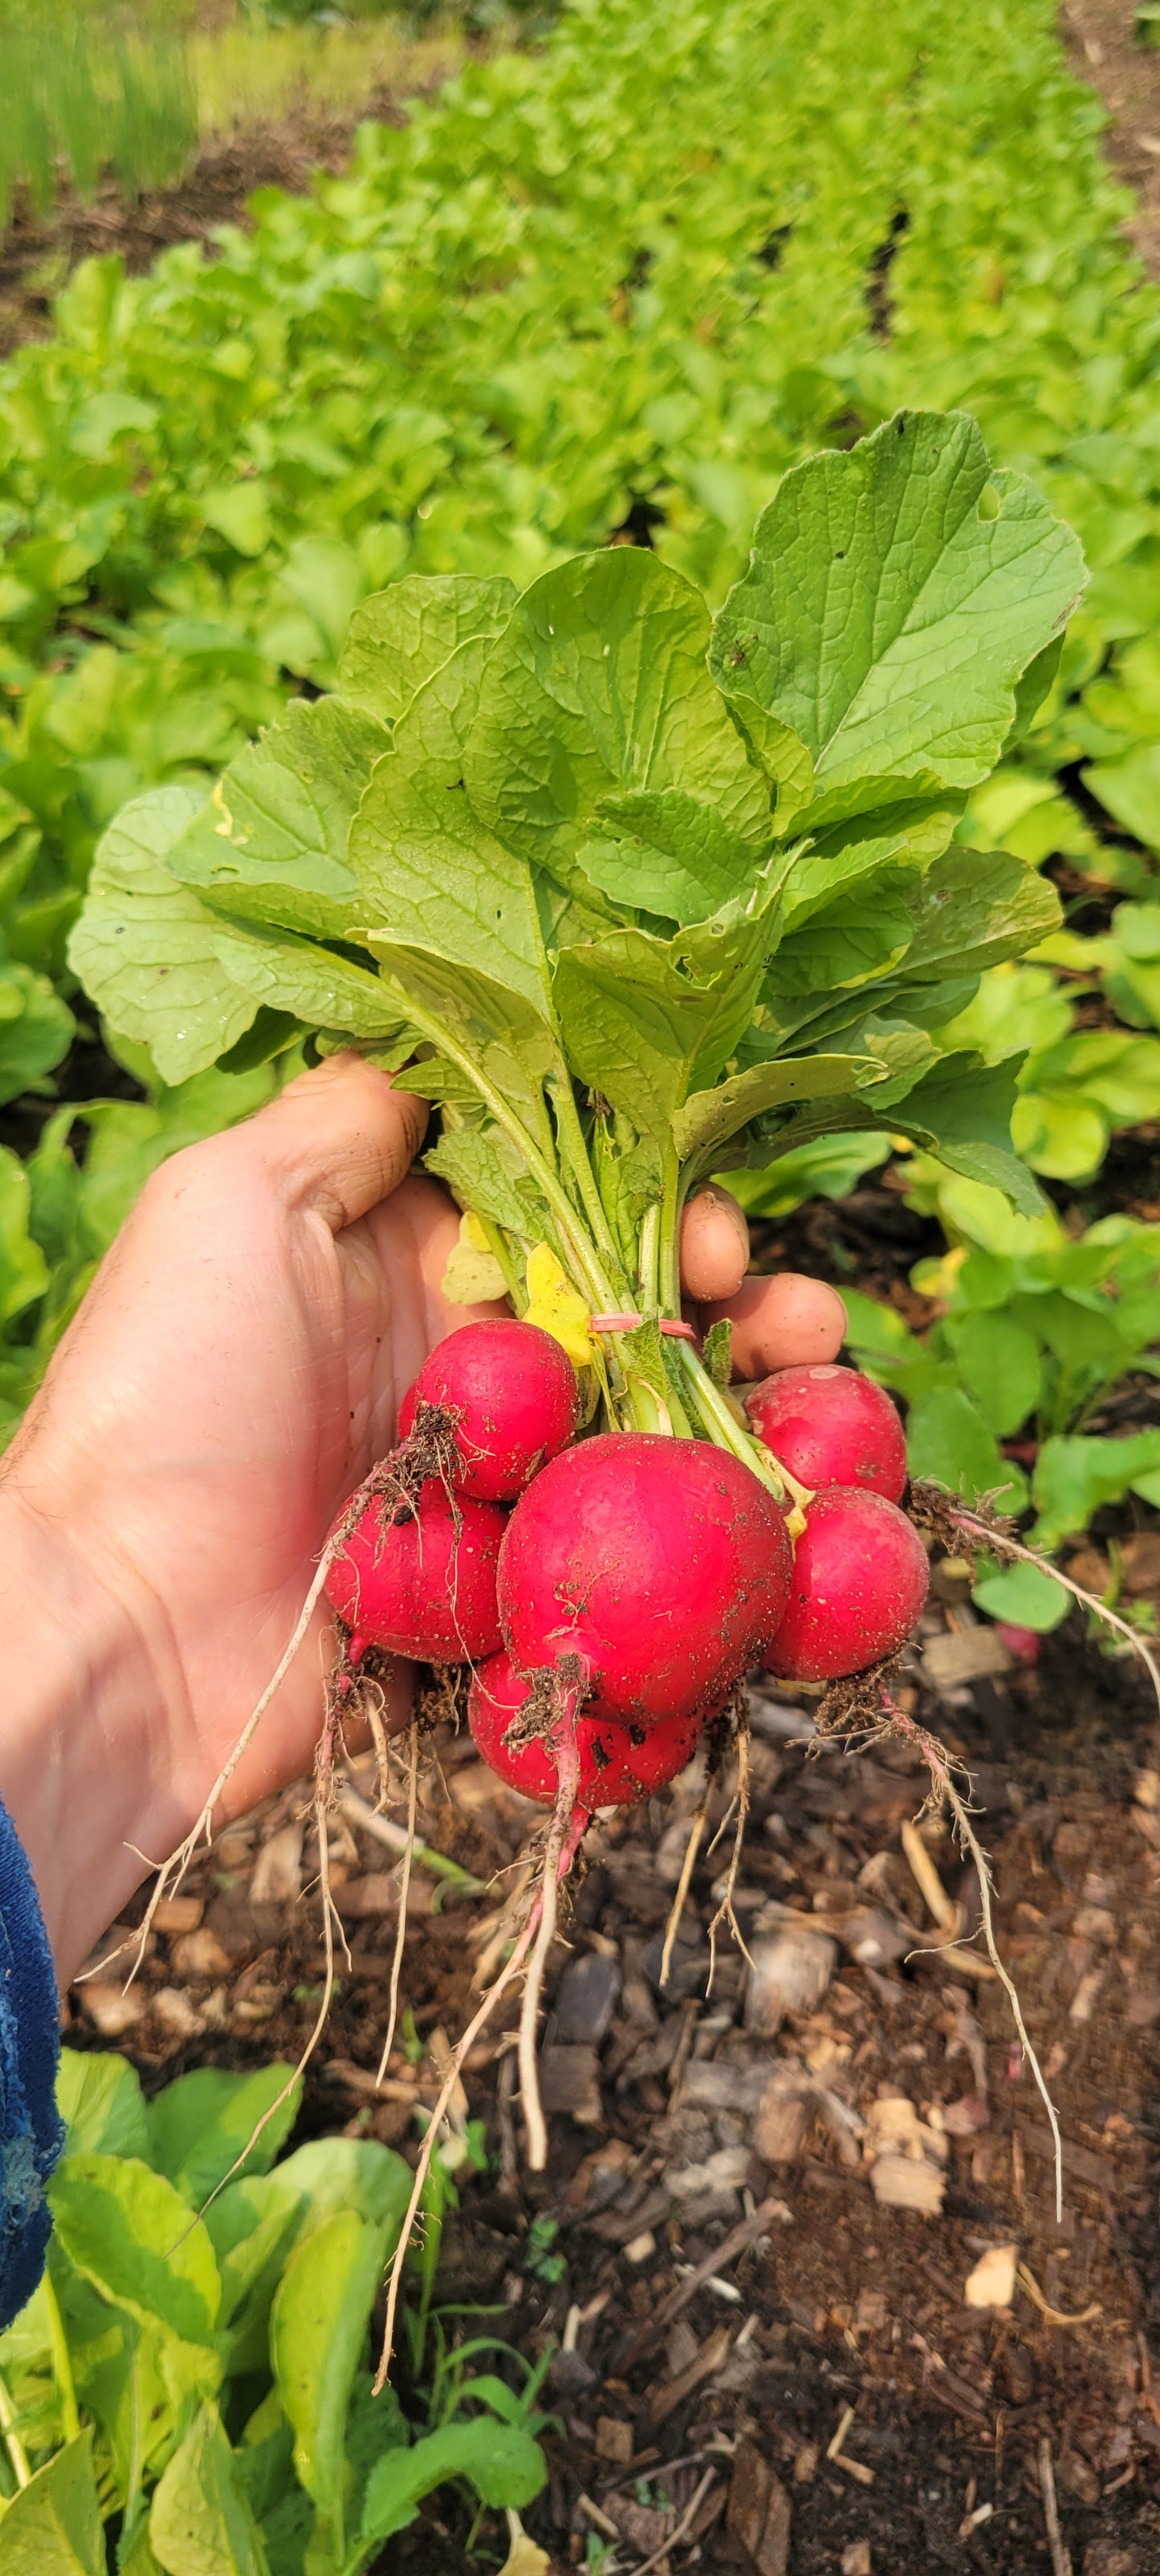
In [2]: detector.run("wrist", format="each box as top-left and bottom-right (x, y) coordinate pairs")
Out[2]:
(0, 1480), (162, 1984)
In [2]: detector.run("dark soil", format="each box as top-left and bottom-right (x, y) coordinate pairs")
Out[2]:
(67, 1585), (1160, 2576)
(1063, 0), (1160, 279)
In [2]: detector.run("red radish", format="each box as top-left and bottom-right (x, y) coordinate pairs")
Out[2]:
(327, 1478), (504, 1661)
(469, 1649), (702, 1808)
(397, 1319), (578, 1501)
(699, 1271), (847, 1379)
(763, 1486), (929, 1681)
(746, 1363), (907, 1504)
(498, 1431), (792, 1725)
(678, 1184), (750, 1302)
(995, 1622), (1041, 1665)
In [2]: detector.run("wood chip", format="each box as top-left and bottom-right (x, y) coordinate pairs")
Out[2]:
(744, 1927), (837, 2035)
(649, 2321), (733, 2423)
(152, 1896), (203, 1934)
(80, 1981), (147, 2036)
(250, 1820), (303, 1906)
(594, 2415), (634, 2464)
(151, 1985), (206, 2040)
(726, 2438), (792, 2576)
(922, 1628), (1011, 1689)
(172, 1927), (231, 1982)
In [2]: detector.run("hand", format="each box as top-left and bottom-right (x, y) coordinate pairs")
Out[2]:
(0, 1057), (503, 1979)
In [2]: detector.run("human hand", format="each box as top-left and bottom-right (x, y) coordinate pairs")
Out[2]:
(0, 1056), (503, 1978)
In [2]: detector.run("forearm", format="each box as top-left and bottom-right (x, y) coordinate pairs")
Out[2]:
(0, 1487), (166, 1985)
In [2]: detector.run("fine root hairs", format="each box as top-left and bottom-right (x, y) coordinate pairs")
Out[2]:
(879, 1684), (1064, 2225)
(517, 1665), (586, 2172)
(375, 1903), (542, 2391)
(706, 1713), (755, 1992)
(376, 1722), (418, 2088)
(954, 1506), (1160, 1720)
(659, 1794), (708, 1994)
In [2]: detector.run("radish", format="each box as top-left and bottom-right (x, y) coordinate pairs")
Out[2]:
(498, 1431), (792, 1725)
(699, 1272), (848, 1379)
(469, 1648), (703, 1808)
(326, 1478), (505, 1661)
(678, 1185), (750, 1302)
(746, 1363), (907, 1504)
(397, 1317), (578, 1501)
(763, 1486), (930, 1681)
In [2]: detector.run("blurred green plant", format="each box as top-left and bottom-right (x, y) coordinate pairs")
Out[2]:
(1, 5), (198, 228)
(0, 2048), (547, 2570)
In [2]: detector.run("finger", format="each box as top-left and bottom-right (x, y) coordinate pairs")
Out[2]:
(243, 1055), (429, 1235)
(678, 1184), (750, 1302)
(698, 1272), (848, 1380)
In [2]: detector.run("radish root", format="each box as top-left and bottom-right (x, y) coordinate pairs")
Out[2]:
(706, 1708), (755, 1991)
(517, 1664), (587, 2170)
(376, 1722), (418, 2087)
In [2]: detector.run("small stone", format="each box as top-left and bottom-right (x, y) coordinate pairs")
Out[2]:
(553, 1949), (621, 2044)
(835, 1906), (910, 1968)
(81, 1982), (147, 2037)
(172, 1927), (231, 1982)
(964, 2244), (1016, 2309)
(538, 2044), (603, 2125)
(249, 1822), (303, 1905)
(152, 1986), (206, 2040)
(841, 2546), (872, 2576)
(152, 1896), (203, 1934)
(624, 2230), (656, 2264)
(727, 2438), (792, 2576)
(855, 2289), (887, 2333)
(744, 1928), (836, 2036)
(594, 2415), (633, 2465)
(1057, 2451), (1100, 2506)
(1083, 2545), (1139, 2576)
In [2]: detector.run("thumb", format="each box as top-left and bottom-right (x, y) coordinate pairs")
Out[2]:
(246, 1054), (429, 1235)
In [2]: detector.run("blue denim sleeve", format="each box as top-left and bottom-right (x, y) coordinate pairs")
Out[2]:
(0, 1797), (64, 2330)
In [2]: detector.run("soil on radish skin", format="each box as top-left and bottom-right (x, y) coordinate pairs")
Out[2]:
(67, 1599), (1160, 2576)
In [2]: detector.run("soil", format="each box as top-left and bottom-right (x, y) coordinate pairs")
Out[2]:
(1063, 0), (1160, 278)
(67, 1575), (1160, 2576)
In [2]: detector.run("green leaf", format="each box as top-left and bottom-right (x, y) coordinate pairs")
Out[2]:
(465, 548), (768, 895)
(150, 2405), (271, 2576)
(580, 789), (767, 925)
(905, 1385), (1027, 1510)
(210, 925), (406, 1044)
(203, 483), (272, 559)
(366, 940), (558, 1143)
(425, 1125), (543, 1240)
(673, 1052), (883, 1164)
(67, 785), (260, 1086)
(164, 699), (389, 945)
(336, 575), (516, 724)
(889, 1055), (1047, 1217)
(0, 2431), (104, 2575)
(902, 846), (1060, 982)
(56, 2048), (151, 2164)
(0, 957), (74, 1107)
(710, 410), (1085, 791)
(50, 2153), (222, 2347)
(766, 880), (914, 993)
(1031, 1430), (1160, 1548)
(721, 699), (815, 831)
(358, 2421), (547, 2552)
(351, 758), (553, 1017)
(149, 2066), (303, 2211)
(1082, 744), (1160, 854)
(271, 2139), (411, 2241)
(0, 1146), (51, 1324)
(945, 1310), (1043, 1437)
(971, 1563), (1068, 1633)
(271, 2211), (385, 2529)
(204, 2179), (305, 2378)
(554, 925), (755, 1139)
(779, 780), (962, 931)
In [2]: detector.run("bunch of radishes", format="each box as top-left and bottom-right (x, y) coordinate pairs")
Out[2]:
(324, 1280), (930, 1836)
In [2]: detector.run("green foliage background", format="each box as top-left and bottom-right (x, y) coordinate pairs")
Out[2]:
(3, 0), (1160, 1530)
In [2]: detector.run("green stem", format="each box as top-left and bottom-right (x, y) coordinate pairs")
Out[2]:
(476, 1212), (526, 1312)
(551, 1075), (626, 1289)
(380, 985), (617, 1311)
(0, 2370), (30, 2489)
(657, 1139), (683, 1319)
(44, 2270), (79, 2445)
(674, 1339), (787, 1501)
(637, 1201), (660, 1310)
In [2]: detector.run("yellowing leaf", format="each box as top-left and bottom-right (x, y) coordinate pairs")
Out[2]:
(442, 1210), (509, 1305)
(523, 1241), (592, 1368)
(499, 2537), (552, 2576)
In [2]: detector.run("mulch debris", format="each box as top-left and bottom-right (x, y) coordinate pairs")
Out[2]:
(66, 1559), (1160, 2575)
